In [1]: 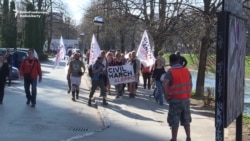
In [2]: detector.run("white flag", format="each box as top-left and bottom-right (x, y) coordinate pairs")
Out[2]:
(136, 30), (155, 67)
(89, 34), (101, 65)
(54, 36), (66, 69)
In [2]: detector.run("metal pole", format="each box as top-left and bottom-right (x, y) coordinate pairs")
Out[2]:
(236, 113), (242, 141)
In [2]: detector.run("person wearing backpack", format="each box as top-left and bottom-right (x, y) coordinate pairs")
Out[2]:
(88, 57), (108, 106)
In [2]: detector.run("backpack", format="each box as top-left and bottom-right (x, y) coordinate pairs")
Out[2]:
(88, 64), (93, 78)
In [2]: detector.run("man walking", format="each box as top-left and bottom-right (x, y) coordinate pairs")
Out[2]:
(162, 54), (192, 141)
(175, 51), (188, 67)
(67, 53), (85, 101)
(20, 49), (42, 108)
(88, 57), (108, 106)
(5, 49), (12, 86)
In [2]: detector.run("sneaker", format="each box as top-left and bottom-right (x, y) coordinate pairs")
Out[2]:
(72, 97), (75, 101)
(31, 104), (35, 108)
(186, 137), (191, 141)
(102, 99), (108, 105)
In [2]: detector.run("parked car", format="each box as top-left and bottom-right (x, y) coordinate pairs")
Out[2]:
(11, 66), (19, 80)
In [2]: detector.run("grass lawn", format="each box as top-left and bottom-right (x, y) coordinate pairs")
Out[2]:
(163, 53), (250, 78)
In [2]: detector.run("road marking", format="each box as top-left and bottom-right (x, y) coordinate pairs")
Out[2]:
(60, 132), (94, 141)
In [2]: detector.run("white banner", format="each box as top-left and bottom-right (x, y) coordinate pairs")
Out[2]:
(136, 30), (155, 67)
(107, 64), (136, 85)
(89, 34), (101, 65)
(54, 36), (66, 69)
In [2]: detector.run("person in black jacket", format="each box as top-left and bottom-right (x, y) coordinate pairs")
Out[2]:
(152, 58), (166, 105)
(175, 51), (188, 67)
(0, 54), (10, 104)
(5, 49), (12, 86)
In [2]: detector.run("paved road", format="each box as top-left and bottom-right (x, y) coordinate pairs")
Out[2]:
(0, 60), (103, 141)
(0, 59), (233, 141)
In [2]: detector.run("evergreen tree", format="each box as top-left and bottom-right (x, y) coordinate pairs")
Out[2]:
(1, 0), (9, 47)
(9, 0), (17, 48)
(23, 3), (35, 49)
(23, 2), (45, 53)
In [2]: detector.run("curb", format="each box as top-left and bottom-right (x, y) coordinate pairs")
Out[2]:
(95, 98), (111, 128)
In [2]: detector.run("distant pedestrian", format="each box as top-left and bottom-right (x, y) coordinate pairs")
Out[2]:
(152, 58), (165, 105)
(67, 53), (85, 101)
(66, 50), (74, 94)
(162, 54), (192, 141)
(0, 54), (10, 104)
(12, 48), (19, 69)
(141, 64), (152, 90)
(88, 57), (108, 106)
(4, 48), (12, 86)
(19, 49), (42, 108)
(157, 51), (166, 67)
(175, 51), (188, 67)
(86, 50), (90, 64)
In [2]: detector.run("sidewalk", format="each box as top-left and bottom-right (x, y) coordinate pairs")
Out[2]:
(81, 74), (227, 141)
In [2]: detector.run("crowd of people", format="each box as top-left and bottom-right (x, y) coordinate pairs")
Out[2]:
(1, 47), (192, 141)
(0, 48), (42, 108)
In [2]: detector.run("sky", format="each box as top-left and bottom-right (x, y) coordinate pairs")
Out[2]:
(64, 0), (91, 25)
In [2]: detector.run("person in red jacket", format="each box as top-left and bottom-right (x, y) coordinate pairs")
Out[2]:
(20, 49), (42, 108)
(162, 54), (192, 141)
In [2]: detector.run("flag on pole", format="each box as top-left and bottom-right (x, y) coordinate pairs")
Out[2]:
(136, 30), (155, 67)
(54, 36), (66, 69)
(89, 34), (101, 65)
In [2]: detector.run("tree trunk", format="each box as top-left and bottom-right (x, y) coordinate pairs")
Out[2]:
(195, 35), (210, 97)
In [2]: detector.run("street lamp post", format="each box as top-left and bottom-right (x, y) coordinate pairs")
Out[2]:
(79, 33), (84, 52)
(93, 16), (104, 42)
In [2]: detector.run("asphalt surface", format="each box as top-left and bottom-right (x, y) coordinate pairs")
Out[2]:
(0, 59), (233, 141)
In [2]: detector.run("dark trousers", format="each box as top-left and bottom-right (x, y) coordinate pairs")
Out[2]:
(0, 82), (5, 103)
(24, 78), (37, 105)
(89, 79), (106, 98)
(115, 84), (124, 96)
(67, 76), (71, 91)
(142, 73), (151, 89)
(8, 66), (12, 85)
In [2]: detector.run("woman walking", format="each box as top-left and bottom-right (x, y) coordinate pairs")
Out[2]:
(0, 54), (10, 104)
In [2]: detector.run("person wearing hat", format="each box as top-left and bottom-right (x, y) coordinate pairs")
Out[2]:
(88, 57), (108, 106)
(175, 51), (188, 67)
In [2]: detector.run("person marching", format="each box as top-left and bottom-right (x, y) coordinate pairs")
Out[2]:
(113, 52), (125, 98)
(162, 54), (192, 141)
(19, 49), (42, 107)
(88, 57), (108, 106)
(152, 58), (166, 105)
(127, 51), (141, 98)
(67, 53), (85, 101)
